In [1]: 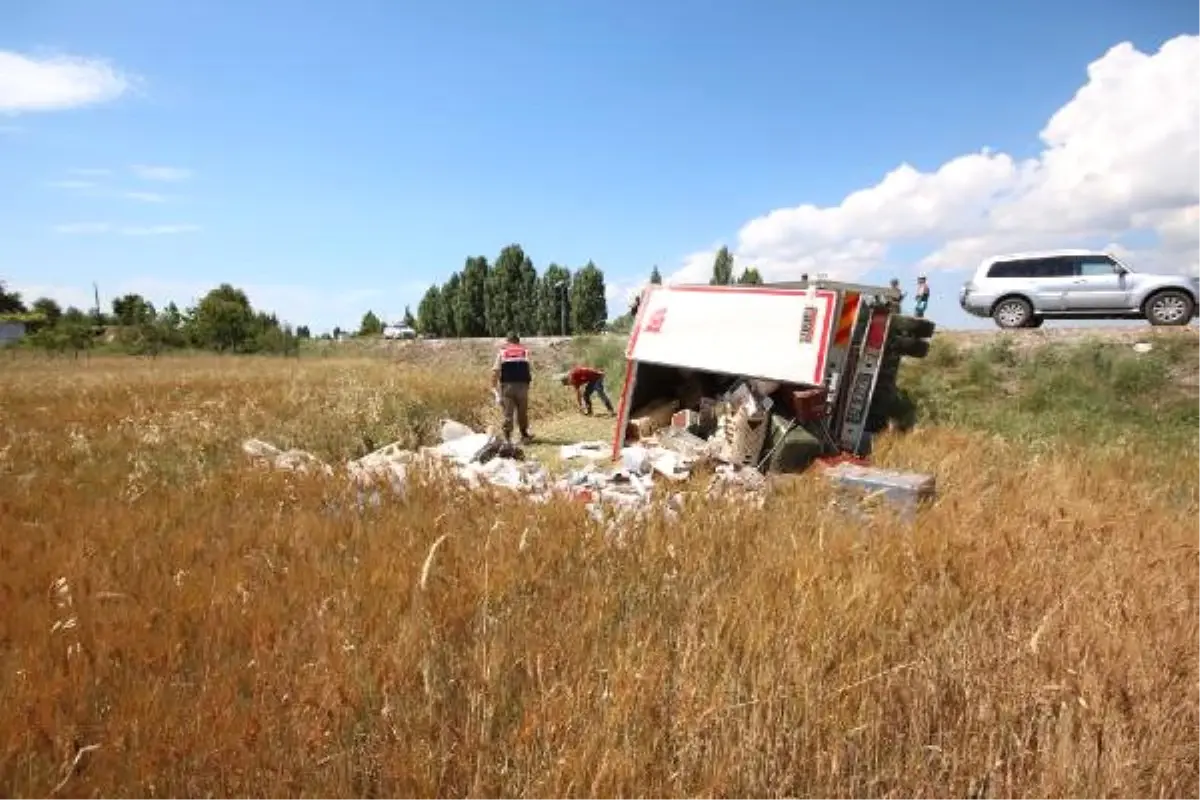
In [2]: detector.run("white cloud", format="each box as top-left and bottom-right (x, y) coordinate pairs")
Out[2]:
(47, 179), (97, 190)
(120, 224), (199, 236)
(47, 175), (176, 203)
(120, 191), (168, 203)
(52, 222), (112, 234)
(604, 278), (644, 315)
(671, 34), (1200, 284)
(52, 222), (199, 236)
(131, 164), (192, 182)
(0, 51), (132, 114)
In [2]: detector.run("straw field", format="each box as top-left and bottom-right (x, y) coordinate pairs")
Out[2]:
(1, 330), (1196, 797)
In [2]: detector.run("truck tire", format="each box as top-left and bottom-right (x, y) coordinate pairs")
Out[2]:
(1144, 290), (1195, 327)
(866, 384), (917, 433)
(889, 336), (931, 359)
(890, 315), (936, 339)
(865, 375), (897, 424)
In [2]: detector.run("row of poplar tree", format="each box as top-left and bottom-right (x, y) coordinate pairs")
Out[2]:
(414, 244), (609, 338)
(413, 243), (763, 338)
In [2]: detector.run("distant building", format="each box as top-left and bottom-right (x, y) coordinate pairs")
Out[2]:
(0, 321), (26, 346)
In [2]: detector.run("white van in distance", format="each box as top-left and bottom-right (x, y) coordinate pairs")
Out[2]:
(382, 324), (417, 340)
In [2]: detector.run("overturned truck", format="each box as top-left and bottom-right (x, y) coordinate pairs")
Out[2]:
(612, 279), (936, 475)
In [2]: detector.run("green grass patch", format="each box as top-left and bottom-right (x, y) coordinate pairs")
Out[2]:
(899, 334), (1199, 463)
(567, 335), (628, 382)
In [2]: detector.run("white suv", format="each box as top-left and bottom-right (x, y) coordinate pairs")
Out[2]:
(959, 250), (1199, 329)
(381, 324), (417, 340)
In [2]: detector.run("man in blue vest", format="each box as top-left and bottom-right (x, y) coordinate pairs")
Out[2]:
(492, 332), (534, 444)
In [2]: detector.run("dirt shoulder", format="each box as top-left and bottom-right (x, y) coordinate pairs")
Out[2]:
(939, 324), (1199, 351)
(355, 325), (1199, 367)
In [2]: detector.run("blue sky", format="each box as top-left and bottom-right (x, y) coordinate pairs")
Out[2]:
(1, 0), (1197, 332)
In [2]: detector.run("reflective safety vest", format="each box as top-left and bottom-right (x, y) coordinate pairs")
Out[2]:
(498, 344), (532, 384)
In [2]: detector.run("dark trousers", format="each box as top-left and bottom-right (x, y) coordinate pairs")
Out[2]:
(500, 382), (530, 440)
(582, 378), (614, 414)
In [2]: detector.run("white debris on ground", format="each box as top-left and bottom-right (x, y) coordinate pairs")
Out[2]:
(246, 376), (949, 535)
(241, 439), (335, 477)
(242, 416), (770, 525)
(245, 364), (938, 525)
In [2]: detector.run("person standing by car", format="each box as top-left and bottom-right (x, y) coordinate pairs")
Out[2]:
(914, 274), (931, 318)
(558, 365), (615, 416)
(492, 332), (534, 444)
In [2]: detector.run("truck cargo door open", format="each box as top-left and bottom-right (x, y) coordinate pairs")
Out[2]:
(612, 285), (838, 457)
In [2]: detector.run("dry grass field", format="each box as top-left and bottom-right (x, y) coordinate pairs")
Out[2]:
(1, 329), (1197, 798)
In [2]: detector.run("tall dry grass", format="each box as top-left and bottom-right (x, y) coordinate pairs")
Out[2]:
(1, 352), (1196, 798)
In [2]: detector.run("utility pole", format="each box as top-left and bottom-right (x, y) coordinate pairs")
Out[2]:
(555, 280), (568, 336)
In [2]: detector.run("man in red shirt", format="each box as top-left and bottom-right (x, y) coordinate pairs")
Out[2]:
(558, 365), (615, 416)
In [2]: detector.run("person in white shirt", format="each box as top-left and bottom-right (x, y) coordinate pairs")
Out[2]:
(914, 275), (930, 318)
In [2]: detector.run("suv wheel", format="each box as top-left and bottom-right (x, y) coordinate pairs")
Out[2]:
(993, 297), (1032, 330)
(1145, 290), (1194, 326)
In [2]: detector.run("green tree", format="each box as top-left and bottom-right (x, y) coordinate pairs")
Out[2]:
(31, 297), (62, 326)
(737, 266), (764, 285)
(188, 284), (256, 352)
(252, 318), (299, 355)
(518, 255), (538, 335)
(160, 301), (183, 329)
(416, 285), (446, 337)
(0, 281), (27, 314)
(538, 264), (571, 336)
(456, 257), (489, 337)
(440, 272), (461, 337)
(112, 293), (156, 327)
(62, 319), (94, 354)
(649, 265), (662, 285)
(359, 310), (383, 337)
(401, 305), (416, 329)
(710, 246), (734, 285)
(152, 303), (187, 349)
(29, 314), (94, 356)
(296, 325), (311, 339)
(487, 244), (531, 336)
(61, 306), (88, 325)
(570, 261), (608, 333)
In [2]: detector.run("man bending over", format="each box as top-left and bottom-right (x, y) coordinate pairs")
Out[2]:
(558, 365), (615, 416)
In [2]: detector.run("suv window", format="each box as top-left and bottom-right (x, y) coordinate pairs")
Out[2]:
(987, 257), (1074, 279)
(1074, 255), (1118, 277)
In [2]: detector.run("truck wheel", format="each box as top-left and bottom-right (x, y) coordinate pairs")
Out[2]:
(881, 349), (904, 371)
(1026, 317), (1044, 329)
(1145, 290), (1195, 326)
(889, 336), (930, 359)
(866, 386), (916, 433)
(890, 315), (936, 338)
(993, 297), (1032, 329)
